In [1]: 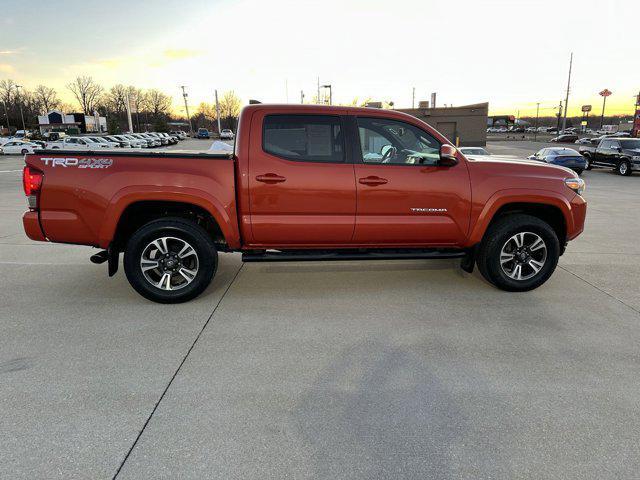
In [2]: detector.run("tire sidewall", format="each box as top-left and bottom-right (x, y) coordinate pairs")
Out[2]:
(481, 215), (560, 292)
(617, 160), (631, 176)
(124, 219), (217, 303)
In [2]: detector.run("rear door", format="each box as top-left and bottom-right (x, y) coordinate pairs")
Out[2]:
(595, 139), (613, 166)
(351, 115), (471, 246)
(248, 111), (356, 246)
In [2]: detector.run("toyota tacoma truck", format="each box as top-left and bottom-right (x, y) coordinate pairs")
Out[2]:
(22, 105), (587, 303)
(578, 137), (640, 175)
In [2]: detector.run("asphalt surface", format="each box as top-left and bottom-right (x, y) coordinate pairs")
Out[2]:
(1, 138), (640, 479)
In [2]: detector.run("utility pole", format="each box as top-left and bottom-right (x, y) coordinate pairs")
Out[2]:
(562, 52), (573, 132)
(15, 85), (26, 131)
(125, 92), (134, 133)
(412, 87), (415, 109)
(181, 86), (193, 137)
(215, 89), (221, 136)
(556, 100), (563, 134)
(300, 90), (305, 104)
(534, 102), (540, 141)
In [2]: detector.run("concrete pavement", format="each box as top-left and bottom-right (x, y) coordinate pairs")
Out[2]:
(1, 140), (639, 479)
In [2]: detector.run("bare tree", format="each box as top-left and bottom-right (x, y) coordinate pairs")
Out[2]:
(104, 84), (128, 115)
(0, 79), (17, 107)
(66, 76), (103, 113)
(219, 91), (241, 119)
(33, 85), (60, 112)
(145, 89), (172, 118)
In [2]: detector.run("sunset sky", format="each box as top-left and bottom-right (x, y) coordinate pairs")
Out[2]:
(1, 0), (638, 117)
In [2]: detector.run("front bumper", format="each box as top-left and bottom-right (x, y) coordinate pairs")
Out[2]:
(567, 194), (587, 240)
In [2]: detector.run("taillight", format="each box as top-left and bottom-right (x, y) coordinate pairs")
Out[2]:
(23, 166), (43, 196)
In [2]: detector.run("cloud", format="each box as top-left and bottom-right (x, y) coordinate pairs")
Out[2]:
(0, 64), (15, 73)
(163, 49), (202, 60)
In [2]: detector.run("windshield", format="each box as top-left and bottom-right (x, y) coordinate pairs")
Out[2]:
(620, 140), (640, 149)
(551, 148), (579, 156)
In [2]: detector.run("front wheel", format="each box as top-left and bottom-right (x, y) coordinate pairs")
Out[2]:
(124, 217), (218, 303)
(616, 159), (632, 176)
(583, 156), (592, 170)
(476, 214), (560, 292)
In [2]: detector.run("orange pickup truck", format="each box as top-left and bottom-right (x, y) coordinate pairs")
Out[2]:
(22, 104), (586, 303)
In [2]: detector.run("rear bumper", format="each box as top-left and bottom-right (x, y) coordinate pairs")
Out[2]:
(23, 211), (47, 242)
(567, 194), (587, 240)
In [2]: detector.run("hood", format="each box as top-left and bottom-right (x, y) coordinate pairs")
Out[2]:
(464, 154), (576, 177)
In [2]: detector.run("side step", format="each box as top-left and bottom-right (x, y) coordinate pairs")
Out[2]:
(242, 249), (467, 263)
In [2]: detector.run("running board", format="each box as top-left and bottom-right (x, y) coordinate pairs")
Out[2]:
(242, 249), (467, 263)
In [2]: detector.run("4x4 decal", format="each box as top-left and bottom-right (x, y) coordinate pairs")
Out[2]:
(41, 157), (114, 169)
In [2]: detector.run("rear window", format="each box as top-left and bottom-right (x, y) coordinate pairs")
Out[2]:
(263, 114), (344, 163)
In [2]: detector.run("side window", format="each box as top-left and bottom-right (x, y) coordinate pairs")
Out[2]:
(599, 140), (611, 149)
(356, 117), (441, 166)
(610, 141), (620, 149)
(67, 138), (77, 144)
(263, 114), (344, 163)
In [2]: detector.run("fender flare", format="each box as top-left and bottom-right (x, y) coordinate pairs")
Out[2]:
(97, 185), (240, 249)
(465, 188), (575, 246)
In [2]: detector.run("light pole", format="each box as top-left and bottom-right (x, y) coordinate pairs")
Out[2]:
(562, 52), (573, 131)
(321, 84), (332, 105)
(534, 102), (540, 141)
(181, 85), (194, 137)
(599, 89), (612, 129)
(15, 85), (26, 132)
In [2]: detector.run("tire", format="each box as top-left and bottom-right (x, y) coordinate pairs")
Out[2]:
(21, 149), (28, 155)
(616, 159), (632, 176)
(124, 217), (218, 303)
(583, 156), (592, 170)
(476, 214), (560, 292)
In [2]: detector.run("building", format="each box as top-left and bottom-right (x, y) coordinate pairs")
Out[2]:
(38, 110), (107, 135)
(398, 102), (489, 146)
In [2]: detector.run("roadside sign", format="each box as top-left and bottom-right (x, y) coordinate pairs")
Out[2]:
(599, 89), (612, 97)
(581, 105), (592, 112)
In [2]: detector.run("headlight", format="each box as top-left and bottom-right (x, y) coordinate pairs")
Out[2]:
(565, 177), (585, 195)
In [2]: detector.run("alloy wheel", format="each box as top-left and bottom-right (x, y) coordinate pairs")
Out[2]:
(139, 236), (199, 290)
(499, 232), (547, 281)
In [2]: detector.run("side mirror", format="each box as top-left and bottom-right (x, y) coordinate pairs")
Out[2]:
(439, 144), (459, 167)
(527, 155), (536, 160)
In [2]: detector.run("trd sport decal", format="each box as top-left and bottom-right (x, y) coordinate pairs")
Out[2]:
(41, 157), (114, 169)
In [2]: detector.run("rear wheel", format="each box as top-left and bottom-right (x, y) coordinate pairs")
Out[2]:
(616, 159), (632, 176)
(476, 214), (560, 292)
(21, 149), (28, 155)
(124, 217), (217, 303)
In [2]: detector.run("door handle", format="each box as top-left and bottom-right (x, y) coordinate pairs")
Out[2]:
(256, 173), (286, 184)
(359, 176), (388, 186)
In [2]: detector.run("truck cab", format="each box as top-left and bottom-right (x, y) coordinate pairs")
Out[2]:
(580, 137), (640, 175)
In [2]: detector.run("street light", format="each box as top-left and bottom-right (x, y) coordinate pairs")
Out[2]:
(321, 84), (332, 105)
(15, 85), (26, 132)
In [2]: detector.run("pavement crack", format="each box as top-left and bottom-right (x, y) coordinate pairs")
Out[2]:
(111, 263), (245, 479)
(559, 265), (640, 316)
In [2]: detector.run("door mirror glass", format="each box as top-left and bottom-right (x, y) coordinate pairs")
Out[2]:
(439, 144), (459, 167)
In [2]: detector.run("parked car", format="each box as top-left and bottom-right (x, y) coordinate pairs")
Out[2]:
(42, 132), (66, 141)
(0, 140), (41, 155)
(579, 137), (640, 175)
(87, 136), (120, 148)
(220, 129), (235, 140)
(197, 128), (210, 139)
(550, 134), (579, 143)
(22, 104), (587, 303)
(459, 147), (490, 156)
(527, 147), (587, 175)
(575, 137), (596, 145)
(125, 134), (154, 148)
(105, 135), (133, 148)
(46, 136), (110, 150)
(159, 132), (177, 144)
(138, 133), (161, 147)
(147, 132), (168, 145)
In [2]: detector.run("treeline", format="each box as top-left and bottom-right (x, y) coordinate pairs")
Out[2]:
(0, 76), (242, 134)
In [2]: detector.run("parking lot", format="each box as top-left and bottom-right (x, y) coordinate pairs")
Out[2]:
(2, 139), (640, 479)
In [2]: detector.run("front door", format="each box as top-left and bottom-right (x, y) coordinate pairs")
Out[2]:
(351, 115), (471, 246)
(248, 112), (356, 246)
